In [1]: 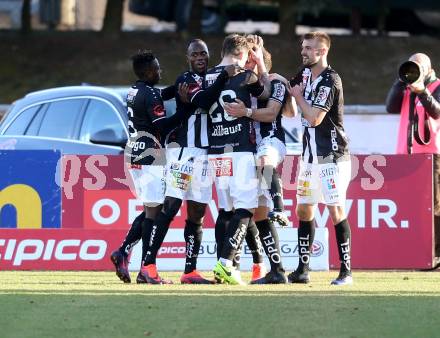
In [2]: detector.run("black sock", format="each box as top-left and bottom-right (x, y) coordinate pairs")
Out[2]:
(245, 220), (264, 264)
(215, 210), (233, 260)
(261, 165), (284, 211)
(141, 218), (154, 261)
(297, 219), (316, 273)
(334, 219), (351, 275)
(119, 211), (145, 256)
(269, 167), (284, 211)
(143, 211), (173, 265)
(256, 219), (284, 272)
(221, 209), (253, 261)
(184, 220), (203, 274)
(143, 198), (182, 265)
(233, 247), (241, 270)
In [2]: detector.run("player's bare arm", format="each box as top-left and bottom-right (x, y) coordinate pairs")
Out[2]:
(224, 97), (281, 122)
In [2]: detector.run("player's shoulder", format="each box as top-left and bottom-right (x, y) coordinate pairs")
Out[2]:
(323, 67), (342, 86)
(207, 66), (224, 75)
(177, 71), (202, 85)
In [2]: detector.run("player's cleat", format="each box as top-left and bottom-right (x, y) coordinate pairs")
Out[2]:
(110, 250), (131, 283)
(180, 270), (214, 284)
(250, 270), (288, 284)
(213, 261), (246, 285)
(268, 210), (290, 227)
(287, 269), (311, 284)
(251, 263), (267, 282)
(136, 264), (173, 284)
(331, 272), (353, 286)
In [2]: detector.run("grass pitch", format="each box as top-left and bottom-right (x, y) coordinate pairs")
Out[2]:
(1, 271), (439, 338)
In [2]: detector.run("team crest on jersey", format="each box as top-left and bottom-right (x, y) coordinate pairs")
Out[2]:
(315, 86), (331, 106)
(152, 104), (165, 117)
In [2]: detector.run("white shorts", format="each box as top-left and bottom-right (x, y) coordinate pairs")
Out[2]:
(208, 152), (258, 211)
(296, 159), (351, 206)
(127, 164), (165, 206)
(256, 137), (286, 208)
(165, 147), (212, 204)
(256, 136), (286, 166)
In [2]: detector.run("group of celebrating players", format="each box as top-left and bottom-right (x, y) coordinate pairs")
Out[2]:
(110, 31), (354, 286)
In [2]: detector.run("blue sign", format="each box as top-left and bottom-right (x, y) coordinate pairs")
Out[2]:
(0, 150), (61, 228)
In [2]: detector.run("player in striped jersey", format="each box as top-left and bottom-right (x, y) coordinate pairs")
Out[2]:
(225, 38), (296, 284)
(139, 39), (242, 284)
(288, 31), (353, 286)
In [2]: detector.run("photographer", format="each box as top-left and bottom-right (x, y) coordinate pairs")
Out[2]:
(386, 53), (440, 258)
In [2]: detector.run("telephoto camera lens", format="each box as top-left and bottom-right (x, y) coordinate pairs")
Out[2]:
(398, 61), (421, 84)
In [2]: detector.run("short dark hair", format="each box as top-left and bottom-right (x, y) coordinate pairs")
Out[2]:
(187, 38), (206, 49)
(303, 31), (331, 49)
(221, 34), (249, 58)
(131, 50), (156, 80)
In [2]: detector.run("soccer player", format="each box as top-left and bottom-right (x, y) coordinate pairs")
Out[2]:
(138, 40), (242, 284)
(288, 31), (353, 285)
(225, 38), (295, 284)
(201, 34), (268, 285)
(110, 50), (178, 284)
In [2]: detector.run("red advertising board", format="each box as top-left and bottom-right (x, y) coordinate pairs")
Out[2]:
(60, 154), (434, 269)
(0, 229), (126, 270)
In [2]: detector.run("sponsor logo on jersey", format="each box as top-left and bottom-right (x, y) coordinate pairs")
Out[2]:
(330, 128), (338, 151)
(152, 104), (165, 117)
(209, 157), (233, 177)
(315, 86), (331, 106)
(212, 123), (242, 136)
(187, 83), (201, 95)
(127, 88), (138, 103)
(205, 72), (220, 86)
(273, 82), (286, 101)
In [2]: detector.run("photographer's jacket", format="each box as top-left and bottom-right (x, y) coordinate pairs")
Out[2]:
(386, 77), (440, 154)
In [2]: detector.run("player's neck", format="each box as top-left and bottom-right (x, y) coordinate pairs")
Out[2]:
(218, 56), (241, 67)
(310, 60), (328, 80)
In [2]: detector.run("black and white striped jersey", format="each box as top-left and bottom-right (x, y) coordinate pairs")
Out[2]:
(167, 71), (209, 148)
(291, 66), (349, 163)
(204, 66), (261, 154)
(255, 79), (287, 144)
(125, 80), (167, 165)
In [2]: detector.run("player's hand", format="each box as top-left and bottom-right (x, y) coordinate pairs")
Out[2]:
(224, 98), (247, 117)
(178, 83), (189, 103)
(223, 64), (244, 78)
(249, 45), (264, 67)
(287, 82), (304, 99)
(241, 70), (259, 86)
(269, 73), (288, 85)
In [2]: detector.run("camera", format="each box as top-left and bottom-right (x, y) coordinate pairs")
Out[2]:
(399, 61), (422, 84)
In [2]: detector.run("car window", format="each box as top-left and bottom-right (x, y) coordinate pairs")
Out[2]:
(38, 99), (85, 139)
(3, 105), (40, 135)
(79, 99), (125, 142)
